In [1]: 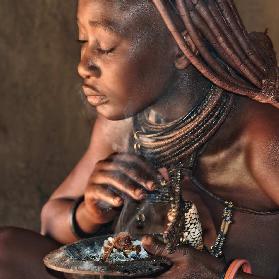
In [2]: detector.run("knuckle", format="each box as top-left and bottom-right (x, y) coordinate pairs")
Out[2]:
(85, 185), (101, 200)
(84, 192), (96, 204)
(95, 160), (111, 171)
(103, 171), (121, 183)
(92, 170), (112, 183)
(119, 161), (147, 179)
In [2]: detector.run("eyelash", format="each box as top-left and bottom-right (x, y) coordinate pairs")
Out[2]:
(76, 40), (115, 55)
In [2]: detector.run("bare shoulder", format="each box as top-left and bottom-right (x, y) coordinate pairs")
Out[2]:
(242, 99), (279, 205)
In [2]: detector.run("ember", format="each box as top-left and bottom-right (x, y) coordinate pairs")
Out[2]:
(101, 232), (148, 262)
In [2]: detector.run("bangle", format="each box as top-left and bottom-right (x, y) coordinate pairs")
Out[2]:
(224, 259), (252, 279)
(220, 263), (230, 279)
(70, 196), (113, 239)
(70, 196), (92, 239)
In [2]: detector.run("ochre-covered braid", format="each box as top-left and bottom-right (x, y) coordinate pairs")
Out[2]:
(206, 0), (265, 80)
(176, 0), (252, 89)
(218, 0), (266, 72)
(188, 0), (262, 87)
(152, 0), (279, 108)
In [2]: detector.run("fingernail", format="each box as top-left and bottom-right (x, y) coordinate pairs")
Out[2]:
(146, 181), (155, 190)
(114, 197), (123, 205)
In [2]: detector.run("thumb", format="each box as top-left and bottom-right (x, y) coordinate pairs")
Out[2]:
(141, 236), (170, 257)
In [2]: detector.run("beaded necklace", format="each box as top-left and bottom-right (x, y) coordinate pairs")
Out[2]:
(133, 86), (233, 167)
(133, 86), (234, 254)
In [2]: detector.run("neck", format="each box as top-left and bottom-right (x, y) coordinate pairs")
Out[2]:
(148, 66), (212, 122)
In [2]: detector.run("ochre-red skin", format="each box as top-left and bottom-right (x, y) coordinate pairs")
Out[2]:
(0, 1), (278, 279)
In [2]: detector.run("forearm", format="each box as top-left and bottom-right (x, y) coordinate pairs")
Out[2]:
(40, 198), (101, 244)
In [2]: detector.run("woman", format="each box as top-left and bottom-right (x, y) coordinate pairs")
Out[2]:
(1, 0), (278, 278)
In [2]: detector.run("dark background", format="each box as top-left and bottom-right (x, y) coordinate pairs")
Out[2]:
(0, 0), (278, 231)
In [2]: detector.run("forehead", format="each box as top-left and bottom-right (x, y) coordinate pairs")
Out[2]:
(77, 0), (172, 44)
(77, 0), (173, 53)
(77, 0), (152, 34)
(77, 0), (122, 22)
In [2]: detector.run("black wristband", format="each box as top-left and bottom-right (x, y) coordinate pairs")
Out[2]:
(70, 196), (113, 239)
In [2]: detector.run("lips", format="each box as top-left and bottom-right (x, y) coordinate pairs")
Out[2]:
(82, 84), (109, 106)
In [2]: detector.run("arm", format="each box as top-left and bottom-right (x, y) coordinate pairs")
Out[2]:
(40, 115), (132, 244)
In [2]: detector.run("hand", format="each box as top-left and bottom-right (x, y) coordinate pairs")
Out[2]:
(82, 153), (158, 225)
(141, 236), (225, 279)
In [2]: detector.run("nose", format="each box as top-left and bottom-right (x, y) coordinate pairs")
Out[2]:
(77, 49), (101, 79)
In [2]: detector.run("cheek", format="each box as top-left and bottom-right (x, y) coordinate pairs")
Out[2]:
(99, 43), (174, 117)
(101, 55), (148, 101)
(132, 51), (175, 103)
(122, 49), (173, 98)
(96, 57), (145, 118)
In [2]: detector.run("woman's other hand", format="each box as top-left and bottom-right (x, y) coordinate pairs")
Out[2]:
(141, 236), (225, 279)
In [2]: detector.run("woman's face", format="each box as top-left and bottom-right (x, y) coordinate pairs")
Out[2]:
(77, 0), (177, 120)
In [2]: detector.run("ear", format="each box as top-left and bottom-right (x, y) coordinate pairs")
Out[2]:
(174, 31), (198, 70)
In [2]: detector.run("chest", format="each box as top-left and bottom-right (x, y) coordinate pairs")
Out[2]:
(200, 194), (279, 278)
(195, 138), (279, 210)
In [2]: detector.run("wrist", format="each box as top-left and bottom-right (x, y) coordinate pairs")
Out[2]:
(70, 196), (114, 240)
(76, 200), (102, 234)
(70, 196), (102, 240)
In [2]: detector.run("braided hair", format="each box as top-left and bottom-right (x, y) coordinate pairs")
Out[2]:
(152, 0), (279, 108)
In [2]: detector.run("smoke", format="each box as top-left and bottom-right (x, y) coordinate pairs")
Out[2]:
(115, 196), (170, 237)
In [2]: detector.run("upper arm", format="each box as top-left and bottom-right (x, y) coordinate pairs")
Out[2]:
(49, 115), (132, 200)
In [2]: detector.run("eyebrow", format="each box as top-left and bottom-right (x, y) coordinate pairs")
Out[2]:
(89, 19), (120, 33)
(77, 18), (122, 35)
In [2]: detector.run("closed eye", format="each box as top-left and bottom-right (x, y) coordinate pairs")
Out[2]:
(96, 47), (115, 55)
(76, 40), (115, 55)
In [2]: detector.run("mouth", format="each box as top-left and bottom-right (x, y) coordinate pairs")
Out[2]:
(82, 84), (109, 106)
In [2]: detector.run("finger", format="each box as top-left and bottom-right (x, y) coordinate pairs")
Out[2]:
(108, 153), (159, 181)
(142, 236), (192, 258)
(115, 160), (157, 189)
(84, 195), (119, 223)
(86, 184), (124, 207)
(90, 170), (146, 200)
(95, 159), (156, 191)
